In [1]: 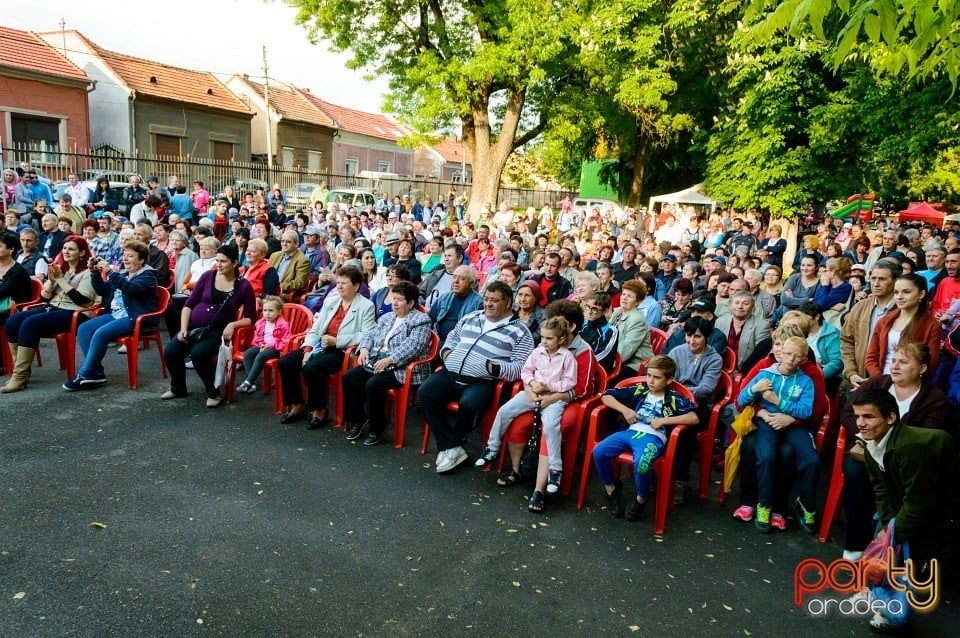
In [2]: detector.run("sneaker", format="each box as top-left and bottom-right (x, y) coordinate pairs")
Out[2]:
(79, 371), (107, 386)
(185, 359), (194, 369)
(436, 446), (468, 473)
(673, 480), (686, 505)
(474, 447), (499, 468)
(236, 381), (252, 394)
(732, 505), (755, 522)
(842, 550), (864, 562)
(795, 498), (816, 535)
(606, 480), (624, 518)
(62, 376), (86, 391)
(625, 498), (647, 522)
(362, 431), (382, 446)
(546, 470), (561, 495)
(345, 421), (367, 441)
(770, 513), (787, 531)
(755, 504), (772, 533)
(117, 344), (127, 354)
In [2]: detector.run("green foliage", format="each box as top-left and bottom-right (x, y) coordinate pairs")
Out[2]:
(747, 0), (960, 87)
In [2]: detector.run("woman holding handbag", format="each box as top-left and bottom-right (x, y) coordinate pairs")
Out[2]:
(162, 244), (256, 407)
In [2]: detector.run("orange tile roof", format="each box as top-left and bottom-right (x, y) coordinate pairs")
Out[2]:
(0, 26), (89, 83)
(303, 93), (409, 142)
(87, 40), (250, 116)
(242, 79), (335, 128)
(433, 136), (472, 165)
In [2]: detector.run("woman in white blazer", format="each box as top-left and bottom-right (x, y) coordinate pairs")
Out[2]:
(277, 265), (375, 429)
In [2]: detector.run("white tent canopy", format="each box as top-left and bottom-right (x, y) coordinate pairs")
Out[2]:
(648, 183), (717, 212)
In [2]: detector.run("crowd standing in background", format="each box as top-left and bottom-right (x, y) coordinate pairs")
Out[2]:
(2, 171), (958, 632)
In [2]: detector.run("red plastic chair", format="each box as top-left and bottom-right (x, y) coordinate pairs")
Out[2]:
(649, 327), (668, 355)
(384, 331), (440, 448)
(227, 303), (313, 405)
(420, 377), (511, 454)
(576, 376), (696, 535)
(115, 287), (170, 389)
(1, 279), (43, 375)
(818, 426), (847, 543)
(722, 347), (737, 374)
(494, 363), (608, 497)
(698, 371), (734, 500)
(53, 306), (103, 380)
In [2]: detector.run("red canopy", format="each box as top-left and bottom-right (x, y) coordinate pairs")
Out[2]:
(898, 202), (945, 226)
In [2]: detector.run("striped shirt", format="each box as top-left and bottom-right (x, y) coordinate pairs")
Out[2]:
(442, 311), (534, 381)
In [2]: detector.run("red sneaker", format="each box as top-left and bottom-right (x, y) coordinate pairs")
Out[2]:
(732, 505), (754, 522)
(770, 513), (786, 530)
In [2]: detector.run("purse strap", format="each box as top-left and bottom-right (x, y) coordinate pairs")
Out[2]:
(206, 275), (243, 325)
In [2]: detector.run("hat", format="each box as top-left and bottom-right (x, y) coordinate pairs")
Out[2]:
(673, 278), (694, 293)
(843, 222), (853, 229)
(198, 218), (214, 228)
(851, 263), (866, 272)
(228, 207), (239, 215)
(100, 211), (116, 221)
(384, 233), (400, 245)
(388, 211), (398, 218)
(285, 218), (298, 226)
(743, 221), (754, 228)
(518, 279), (546, 306)
(712, 255), (727, 266)
(304, 224), (322, 236)
(662, 254), (677, 262)
(116, 216), (128, 223)
(691, 297), (717, 314)
(147, 175), (159, 183)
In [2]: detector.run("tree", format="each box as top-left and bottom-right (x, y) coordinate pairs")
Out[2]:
(747, 0), (960, 86)
(290, 0), (581, 218)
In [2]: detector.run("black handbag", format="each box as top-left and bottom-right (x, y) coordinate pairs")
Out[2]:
(184, 279), (240, 345)
(519, 401), (543, 479)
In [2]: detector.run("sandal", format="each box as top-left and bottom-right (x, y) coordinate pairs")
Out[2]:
(528, 490), (546, 514)
(496, 469), (522, 487)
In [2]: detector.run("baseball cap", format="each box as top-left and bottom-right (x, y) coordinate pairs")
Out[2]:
(691, 297), (717, 314)
(147, 175), (159, 183)
(304, 224), (322, 236)
(662, 254), (677, 262)
(384, 233), (400, 245)
(712, 255), (727, 266)
(101, 212), (116, 221)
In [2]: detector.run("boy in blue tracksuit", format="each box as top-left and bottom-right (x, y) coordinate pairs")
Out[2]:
(592, 355), (699, 522)
(736, 335), (817, 533)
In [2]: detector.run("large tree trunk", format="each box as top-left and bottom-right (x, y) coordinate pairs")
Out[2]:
(627, 131), (649, 207)
(462, 88), (526, 220)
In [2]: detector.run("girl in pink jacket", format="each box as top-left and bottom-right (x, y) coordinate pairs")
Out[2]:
(236, 296), (292, 394)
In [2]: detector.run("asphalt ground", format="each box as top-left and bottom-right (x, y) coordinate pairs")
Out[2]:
(1, 342), (957, 637)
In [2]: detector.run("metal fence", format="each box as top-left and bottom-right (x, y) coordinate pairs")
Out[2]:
(2, 144), (574, 211)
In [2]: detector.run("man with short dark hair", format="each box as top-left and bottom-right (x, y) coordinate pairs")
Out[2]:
(16, 228), (41, 277)
(852, 389), (957, 605)
(841, 260), (901, 389)
(420, 244), (465, 308)
(527, 252), (573, 303)
(417, 280), (534, 473)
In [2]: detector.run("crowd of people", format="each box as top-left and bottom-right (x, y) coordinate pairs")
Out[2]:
(2, 171), (959, 630)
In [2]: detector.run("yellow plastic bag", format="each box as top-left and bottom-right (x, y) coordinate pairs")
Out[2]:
(722, 405), (756, 494)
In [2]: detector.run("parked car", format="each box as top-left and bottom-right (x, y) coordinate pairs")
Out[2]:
(571, 197), (624, 221)
(77, 169), (136, 183)
(285, 183), (321, 210)
(210, 177), (269, 198)
(327, 188), (376, 212)
(51, 180), (129, 213)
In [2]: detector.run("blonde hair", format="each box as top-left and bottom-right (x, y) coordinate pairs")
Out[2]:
(782, 335), (810, 358)
(247, 238), (268, 256)
(779, 310), (811, 335)
(261, 295), (284, 313)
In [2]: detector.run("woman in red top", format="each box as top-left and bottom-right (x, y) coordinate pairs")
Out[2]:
(241, 238), (279, 306)
(864, 273), (940, 377)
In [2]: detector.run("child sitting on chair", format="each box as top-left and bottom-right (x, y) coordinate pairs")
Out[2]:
(236, 295), (291, 394)
(591, 355), (700, 522)
(476, 316), (578, 496)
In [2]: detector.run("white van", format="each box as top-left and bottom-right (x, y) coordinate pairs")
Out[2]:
(571, 197), (624, 221)
(356, 171), (407, 198)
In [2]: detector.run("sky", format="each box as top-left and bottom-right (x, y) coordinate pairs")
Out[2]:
(7, 0), (390, 113)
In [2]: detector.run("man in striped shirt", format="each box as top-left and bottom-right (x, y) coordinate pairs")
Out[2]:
(418, 280), (535, 473)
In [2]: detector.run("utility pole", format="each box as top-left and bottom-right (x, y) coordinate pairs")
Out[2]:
(263, 45), (273, 177)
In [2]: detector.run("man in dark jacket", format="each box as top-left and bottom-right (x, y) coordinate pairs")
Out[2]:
(526, 252), (572, 303)
(580, 291), (618, 372)
(853, 389), (958, 570)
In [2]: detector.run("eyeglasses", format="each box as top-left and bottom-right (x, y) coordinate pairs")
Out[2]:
(585, 305), (603, 312)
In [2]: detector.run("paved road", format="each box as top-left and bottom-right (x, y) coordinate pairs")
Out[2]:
(1, 344), (956, 637)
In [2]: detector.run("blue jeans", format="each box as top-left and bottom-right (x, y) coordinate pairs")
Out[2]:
(77, 315), (134, 378)
(754, 421), (819, 511)
(592, 430), (665, 500)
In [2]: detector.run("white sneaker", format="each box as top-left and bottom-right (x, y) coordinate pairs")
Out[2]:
(117, 344), (127, 354)
(869, 610), (894, 632)
(437, 447), (468, 473)
(842, 550), (864, 561)
(185, 359), (194, 369)
(435, 449), (450, 471)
